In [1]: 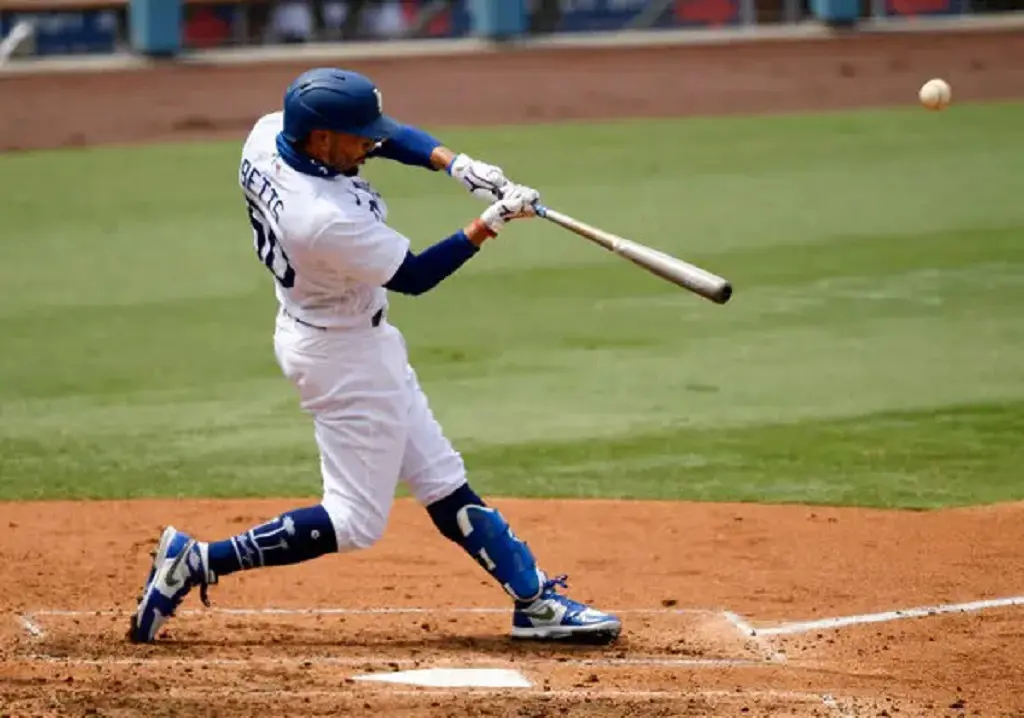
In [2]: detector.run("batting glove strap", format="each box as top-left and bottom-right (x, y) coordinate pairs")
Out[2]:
(479, 202), (513, 234)
(449, 154), (510, 203)
(480, 184), (541, 233)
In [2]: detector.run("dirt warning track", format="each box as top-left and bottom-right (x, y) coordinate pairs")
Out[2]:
(2, 27), (1023, 151)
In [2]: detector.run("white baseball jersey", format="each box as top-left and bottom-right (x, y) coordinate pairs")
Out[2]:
(238, 112), (467, 551)
(238, 112), (410, 329)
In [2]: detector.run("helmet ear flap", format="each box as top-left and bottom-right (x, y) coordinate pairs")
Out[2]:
(286, 131), (309, 149)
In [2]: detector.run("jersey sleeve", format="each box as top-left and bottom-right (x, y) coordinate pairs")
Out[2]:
(311, 213), (411, 287)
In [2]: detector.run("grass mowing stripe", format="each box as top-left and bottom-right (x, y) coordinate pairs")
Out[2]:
(461, 401), (1024, 509)
(2, 402), (1019, 507)
(1, 104), (1022, 505)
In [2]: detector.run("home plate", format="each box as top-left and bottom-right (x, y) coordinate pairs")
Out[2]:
(352, 667), (532, 688)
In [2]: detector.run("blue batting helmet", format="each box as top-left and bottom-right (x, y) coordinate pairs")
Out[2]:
(281, 68), (398, 144)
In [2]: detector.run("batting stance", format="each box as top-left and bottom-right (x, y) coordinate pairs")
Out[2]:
(129, 68), (621, 644)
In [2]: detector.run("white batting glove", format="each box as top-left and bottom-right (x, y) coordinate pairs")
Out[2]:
(479, 184), (540, 234)
(448, 154), (511, 203)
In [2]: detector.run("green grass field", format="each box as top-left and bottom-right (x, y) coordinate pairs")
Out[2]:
(2, 103), (1022, 507)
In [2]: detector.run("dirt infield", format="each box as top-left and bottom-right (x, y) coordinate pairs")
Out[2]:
(3, 499), (1024, 716)
(4, 28), (1024, 717)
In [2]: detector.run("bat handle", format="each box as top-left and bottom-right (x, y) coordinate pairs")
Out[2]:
(532, 202), (549, 219)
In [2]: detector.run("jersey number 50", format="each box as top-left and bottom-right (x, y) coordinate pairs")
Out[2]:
(247, 199), (296, 288)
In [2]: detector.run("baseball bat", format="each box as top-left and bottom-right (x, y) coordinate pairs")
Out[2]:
(533, 204), (733, 305)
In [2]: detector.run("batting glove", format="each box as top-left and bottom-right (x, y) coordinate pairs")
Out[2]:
(479, 184), (540, 234)
(448, 154), (511, 203)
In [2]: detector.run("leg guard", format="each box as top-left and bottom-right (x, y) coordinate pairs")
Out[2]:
(456, 505), (543, 602)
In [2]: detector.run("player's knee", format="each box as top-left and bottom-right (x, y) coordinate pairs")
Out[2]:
(321, 495), (390, 552)
(407, 459), (468, 508)
(351, 512), (389, 549)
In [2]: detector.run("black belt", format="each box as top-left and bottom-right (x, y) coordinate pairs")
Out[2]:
(284, 308), (383, 331)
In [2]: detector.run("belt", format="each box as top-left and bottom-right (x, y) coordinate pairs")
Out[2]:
(283, 307), (384, 331)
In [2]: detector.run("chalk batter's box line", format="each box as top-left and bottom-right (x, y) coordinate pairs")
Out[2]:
(723, 610), (786, 663)
(13, 605), (728, 640)
(31, 684), (854, 716)
(754, 595), (1024, 636)
(6, 657), (848, 716)
(18, 594), (1024, 643)
(111, 686), (838, 702)
(15, 608), (769, 669)
(19, 653), (766, 669)
(23, 606), (721, 617)
(389, 687), (857, 715)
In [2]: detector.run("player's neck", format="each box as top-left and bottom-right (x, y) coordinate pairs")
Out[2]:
(275, 132), (340, 179)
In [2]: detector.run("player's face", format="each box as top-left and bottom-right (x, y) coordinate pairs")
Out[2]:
(326, 131), (379, 173)
(305, 130), (380, 174)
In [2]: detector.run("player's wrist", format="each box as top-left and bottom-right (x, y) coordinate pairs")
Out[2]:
(432, 147), (459, 174)
(464, 218), (497, 246)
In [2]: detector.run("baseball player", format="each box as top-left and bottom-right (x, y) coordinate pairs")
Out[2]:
(129, 68), (621, 645)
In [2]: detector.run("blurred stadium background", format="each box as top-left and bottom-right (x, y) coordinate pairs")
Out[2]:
(0, 0), (1021, 60)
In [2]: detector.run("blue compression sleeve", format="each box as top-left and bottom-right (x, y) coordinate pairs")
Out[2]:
(384, 230), (479, 295)
(207, 505), (337, 577)
(371, 124), (443, 170)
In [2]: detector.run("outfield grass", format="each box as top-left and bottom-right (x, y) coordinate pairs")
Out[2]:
(1, 103), (1022, 507)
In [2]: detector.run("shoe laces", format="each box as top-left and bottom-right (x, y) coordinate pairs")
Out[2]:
(540, 574), (588, 614)
(543, 574), (570, 594)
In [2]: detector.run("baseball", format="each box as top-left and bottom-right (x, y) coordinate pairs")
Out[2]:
(919, 78), (952, 111)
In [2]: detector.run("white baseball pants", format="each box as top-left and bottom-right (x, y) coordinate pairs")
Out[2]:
(273, 309), (467, 552)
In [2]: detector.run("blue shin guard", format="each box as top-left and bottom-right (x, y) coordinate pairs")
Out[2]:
(455, 504), (543, 602)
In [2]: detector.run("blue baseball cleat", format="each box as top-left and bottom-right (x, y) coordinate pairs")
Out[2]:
(511, 574), (621, 644)
(128, 526), (214, 643)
